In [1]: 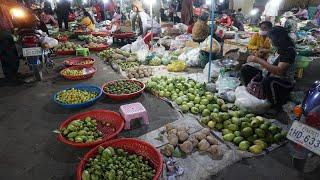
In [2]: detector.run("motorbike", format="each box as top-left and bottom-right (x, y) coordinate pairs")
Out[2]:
(19, 29), (54, 81)
(287, 81), (320, 172)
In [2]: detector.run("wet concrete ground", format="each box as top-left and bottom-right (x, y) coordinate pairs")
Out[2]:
(0, 54), (319, 180)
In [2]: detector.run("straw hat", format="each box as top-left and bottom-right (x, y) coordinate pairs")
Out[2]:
(132, 0), (143, 12)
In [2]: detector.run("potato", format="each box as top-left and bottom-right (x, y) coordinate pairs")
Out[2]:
(165, 124), (175, 132)
(207, 145), (224, 160)
(201, 128), (211, 136)
(161, 144), (174, 156)
(198, 139), (210, 151)
(188, 136), (199, 148)
(206, 135), (218, 145)
(168, 134), (178, 146)
(168, 129), (177, 135)
(195, 132), (206, 141)
(177, 131), (189, 142)
(179, 140), (193, 154)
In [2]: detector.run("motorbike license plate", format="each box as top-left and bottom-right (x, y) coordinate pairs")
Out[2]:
(287, 121), (320, 156)
(22, 47), (42, 57)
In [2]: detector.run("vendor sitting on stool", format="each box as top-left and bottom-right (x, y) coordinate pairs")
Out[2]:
(132, 0), (161, 44)
(247, 21), (273, 59)
(79, 9), (96, 32)
(241, 26), (296, 107)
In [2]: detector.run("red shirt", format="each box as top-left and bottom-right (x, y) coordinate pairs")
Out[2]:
(219, 16), (232, 27)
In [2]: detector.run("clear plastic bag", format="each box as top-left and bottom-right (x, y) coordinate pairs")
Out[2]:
(203, 62), (221, 79)
(131, 36), (149, 52)
(120, 44), (132, 52)
(199, 35), (221, 53)
(235, 86), (271, 114)
(178, 48), (200, 67)
(216, 75), (240, 93)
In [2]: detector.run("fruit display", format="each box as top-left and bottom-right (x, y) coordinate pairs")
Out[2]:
(60, 117), (103, 143)
(167, 60), (186, 72)
(56, 88), (98, 104)
(103, 80), (142, 95)
(146, 76), (286, 154)
(53, 42), (82, 52)
(52, 31), (72, 38)
(201, 112), (287, 154)
(80, 35), (109, 44)
(82, 146), (156, 180)
(83, 42), (107, 49)
(126, 66), (153, 79)
(160, 125), (224, 160)
(117, 62), (139, 71)
(61, 69), (84, 76)
(147, 56), (162, 66)
(98, 48), (137, 62)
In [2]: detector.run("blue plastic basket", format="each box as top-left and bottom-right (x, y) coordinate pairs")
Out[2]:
(53, 84), (102, 109)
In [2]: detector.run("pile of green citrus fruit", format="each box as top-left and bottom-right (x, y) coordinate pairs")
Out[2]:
(56, 88), (97, 104)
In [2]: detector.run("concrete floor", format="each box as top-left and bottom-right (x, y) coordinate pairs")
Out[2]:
(0, 54), (319, 180)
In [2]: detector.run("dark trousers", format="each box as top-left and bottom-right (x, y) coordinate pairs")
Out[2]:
(0, 31), (19, 79)
(241, 65), (294, 106)
(57, 15), (68, 30)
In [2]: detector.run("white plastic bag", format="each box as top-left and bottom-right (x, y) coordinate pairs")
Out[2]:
(235, 86), (271, 114)
(120, 44), (132, 52)
(203, 62), (221, 78)
(179, 48), (200, 67)
(199, 35), (221, 53)
(42, 36), (58, 48)
(131, 36), (149, 52)
(136, 49), (149, 64)
(173, 23), (188, 34)
(153, 45), (166, 57)
(216, 75), (240, 93)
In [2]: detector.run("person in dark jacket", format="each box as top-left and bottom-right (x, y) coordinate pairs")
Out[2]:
(56, 0), (72, 30)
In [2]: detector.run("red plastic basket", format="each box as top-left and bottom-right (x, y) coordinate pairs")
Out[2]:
(64, 57), (95, 68)
(91, 31), (110, 37)
(76, 138), (163, 180)
(57, 110), (124, 148)
(88, 45), (108, 52)
(60, 66), (97, 81)
(102, 79), (145, 101)
(56, 50), (75, 56)
(112, 32), (135, 39)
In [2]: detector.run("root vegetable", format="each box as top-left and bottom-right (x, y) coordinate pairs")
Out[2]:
(207, 145), (224, 160)
(201, 128), (211, 136)
(168, 129), (177, 135)
(188, 136), (199, 148)
(177, 131), (189, 142)
(168, 134), (178, 146)
(161, 144), (174, 156)
(206, 135), (219, 145)
(177, 126), (189, 132)
(195, 132), (207, 141)
(198, 139), (210, 151)
(179, 140), (193, 154)
(165, 124), (175, 132)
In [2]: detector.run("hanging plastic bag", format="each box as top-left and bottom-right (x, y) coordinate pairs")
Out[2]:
(235, 86), (271, 114)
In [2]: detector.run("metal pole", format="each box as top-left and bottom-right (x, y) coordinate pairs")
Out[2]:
(150, 2), (153, 43)
(207, 0), (216, 82)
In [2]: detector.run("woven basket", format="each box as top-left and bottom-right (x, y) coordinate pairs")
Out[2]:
(60, 66), (96, 81)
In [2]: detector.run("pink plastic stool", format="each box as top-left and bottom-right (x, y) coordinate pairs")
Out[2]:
(119, 102), (149, 130)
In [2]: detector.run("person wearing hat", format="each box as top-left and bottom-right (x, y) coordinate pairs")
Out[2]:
(132, 0), (161, 37)
(192, 12), (210, 43)
(283, 11), (297, 42)
(247, 21), (273, 59)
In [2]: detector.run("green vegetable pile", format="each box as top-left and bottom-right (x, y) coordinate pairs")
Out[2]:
(61, 117), (103, 143)
(146, 76), (286, 154)
(82, 146), (156, 180)
(118, 62), (139, 70)
(56, 88), (98, 104)
(98, 48), (137, 62)
(202, 113), (286, 154)
(104, 80), (142, 95)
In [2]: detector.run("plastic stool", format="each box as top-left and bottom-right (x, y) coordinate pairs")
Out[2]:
(76, 48), (90, 56)
(119, 102), (149, 130)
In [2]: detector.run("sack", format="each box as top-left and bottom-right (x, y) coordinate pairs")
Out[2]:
(246, 74), (266, 100)
(235, 86), (271, 114)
